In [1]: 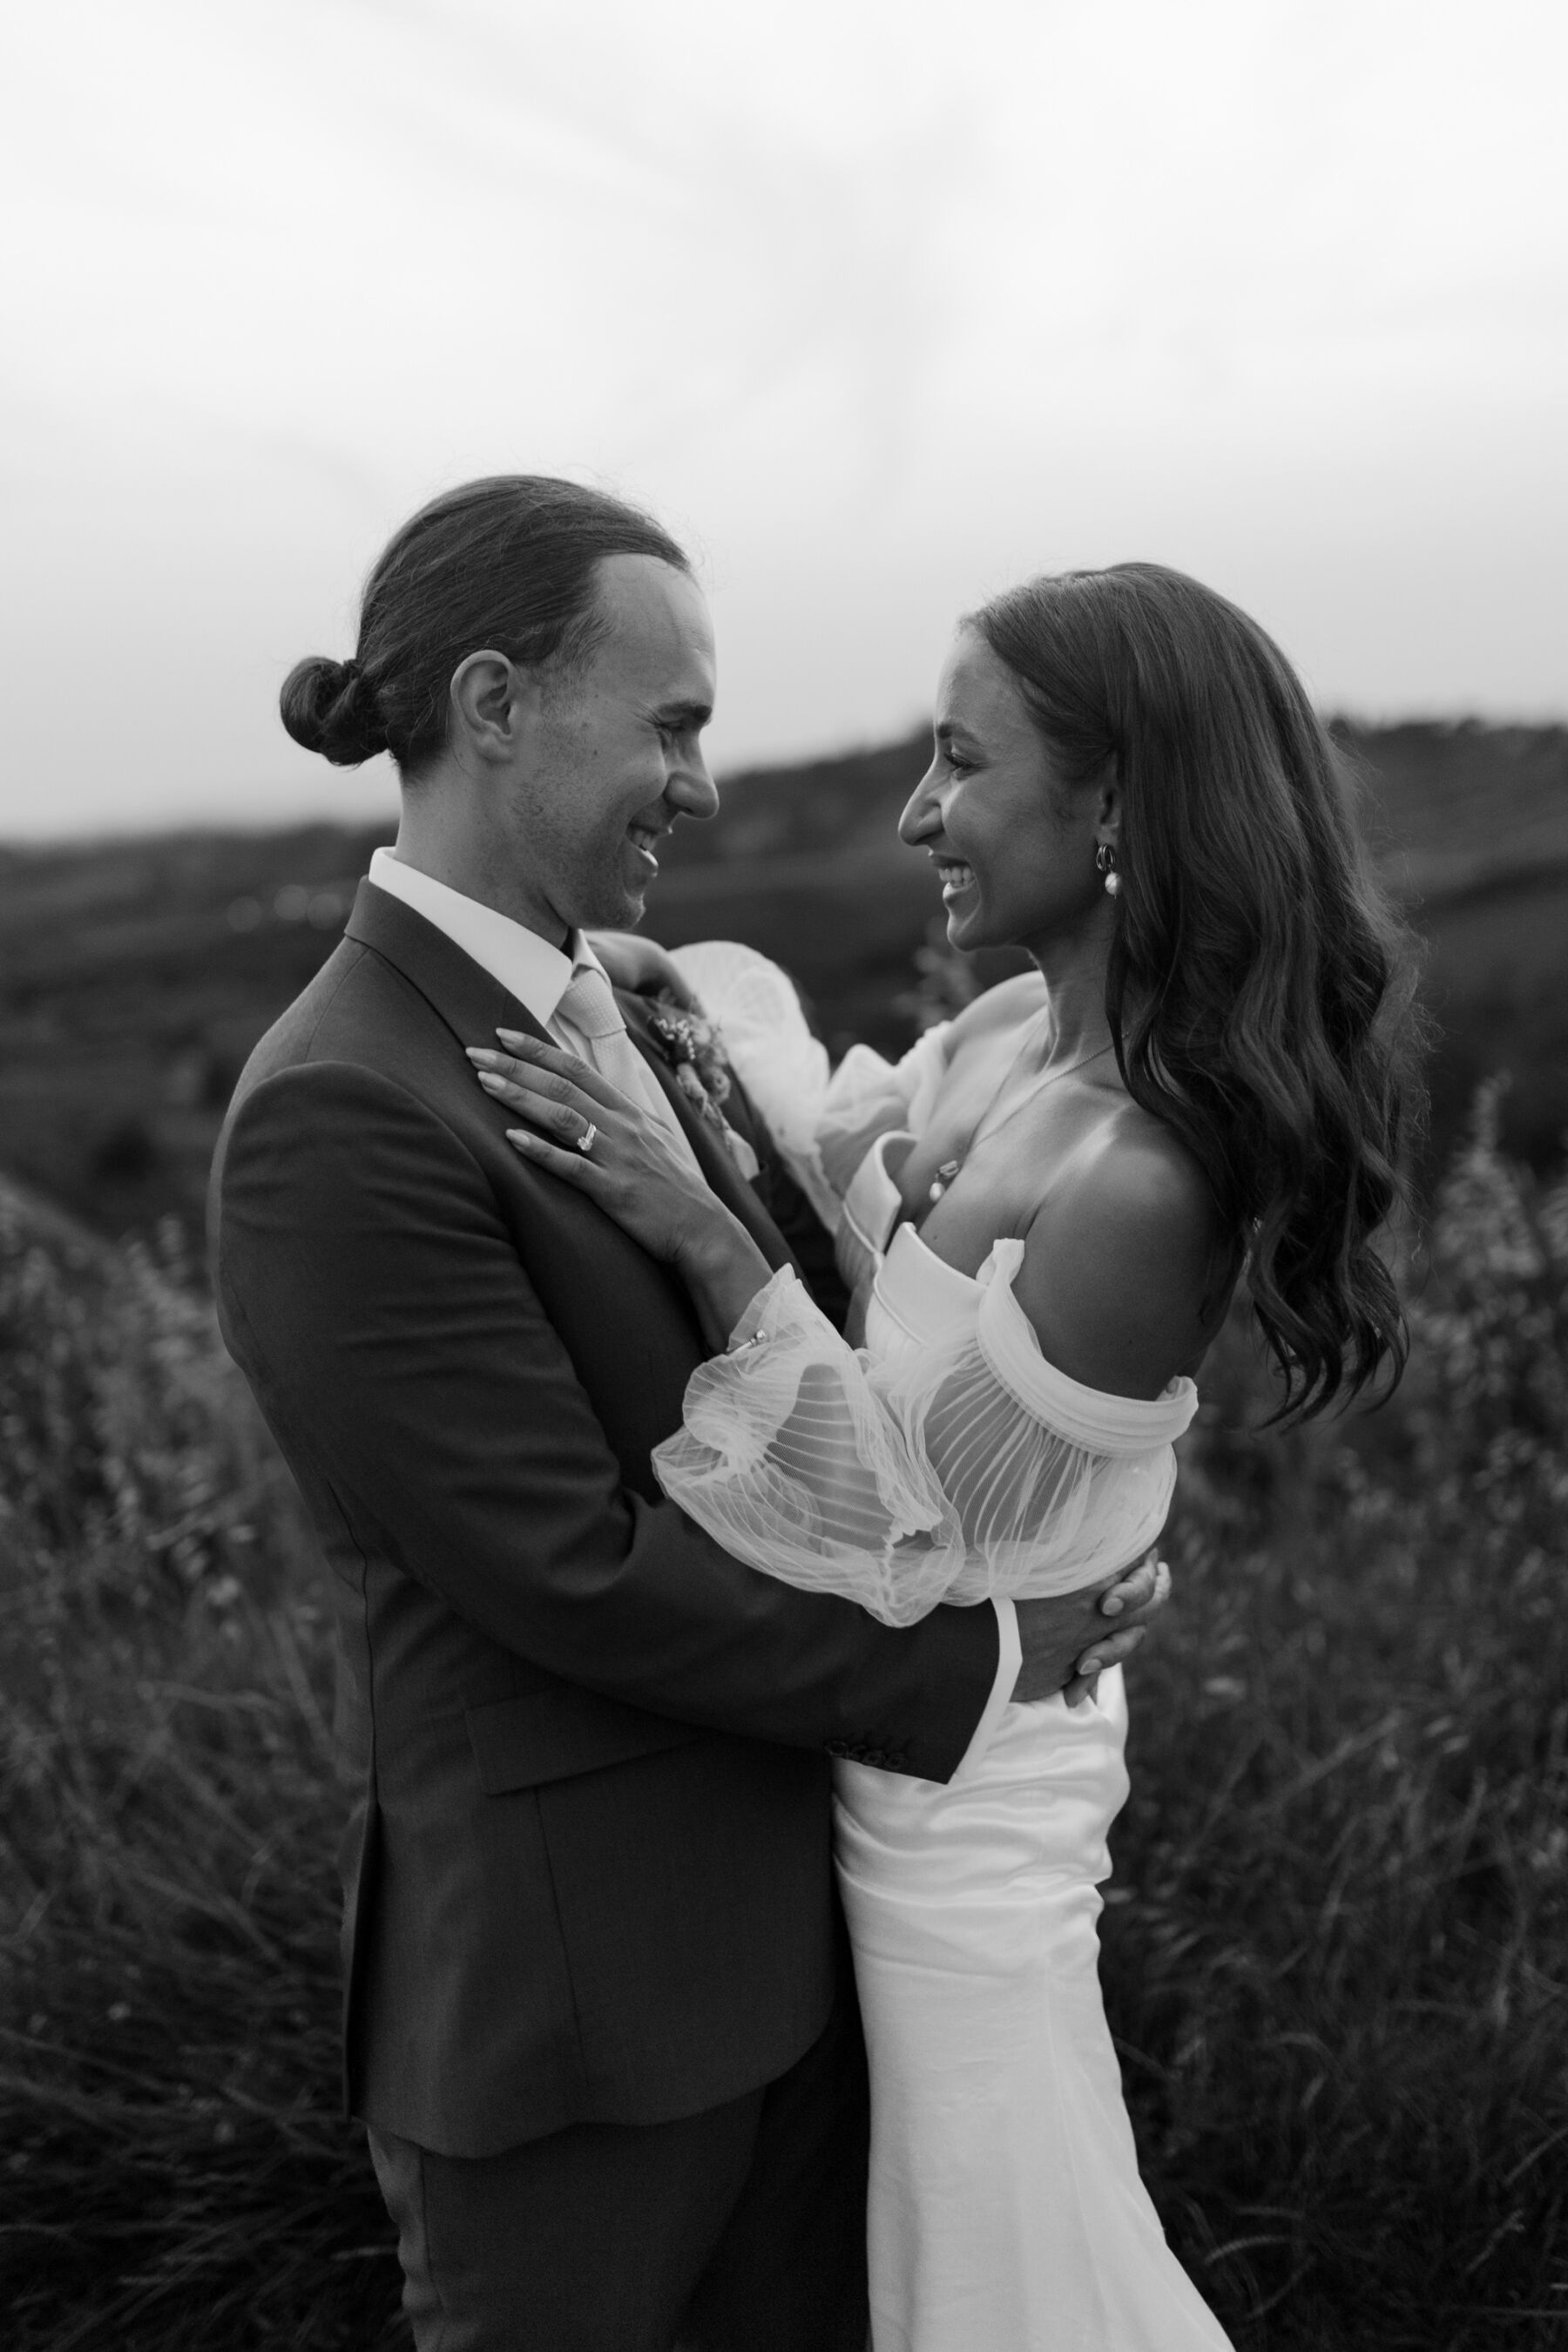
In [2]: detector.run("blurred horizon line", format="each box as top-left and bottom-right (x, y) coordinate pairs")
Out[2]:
(4, 706), (1565, 856)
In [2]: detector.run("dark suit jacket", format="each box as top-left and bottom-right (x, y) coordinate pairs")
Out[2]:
(210, 881), (998, 2158)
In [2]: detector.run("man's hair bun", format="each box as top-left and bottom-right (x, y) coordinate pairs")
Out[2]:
(279, 653), (389, 767)
(286, 478), (690, 780)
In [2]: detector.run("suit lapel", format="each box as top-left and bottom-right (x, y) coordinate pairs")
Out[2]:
(343, 881), (798, 1281)
(344, 879), (549, 1059)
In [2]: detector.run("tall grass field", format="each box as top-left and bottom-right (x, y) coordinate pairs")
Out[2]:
(2, 1083), (1565, 2349)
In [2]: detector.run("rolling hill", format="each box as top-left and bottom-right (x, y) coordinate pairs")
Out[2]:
(3, 722), (1565, 1239)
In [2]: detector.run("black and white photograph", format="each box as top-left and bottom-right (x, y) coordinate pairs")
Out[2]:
(2, 3), (1565, 2347)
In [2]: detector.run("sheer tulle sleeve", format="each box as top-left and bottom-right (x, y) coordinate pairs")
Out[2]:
(652, 1240), (1198, 1625)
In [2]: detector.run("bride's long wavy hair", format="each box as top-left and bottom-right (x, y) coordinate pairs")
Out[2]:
(972, 562), (1423, 1419)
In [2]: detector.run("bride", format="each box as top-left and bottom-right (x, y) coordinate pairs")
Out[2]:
(470, 562), (1416, 2349)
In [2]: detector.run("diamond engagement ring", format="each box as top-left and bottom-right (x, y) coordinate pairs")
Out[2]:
(574, 1121), (598, 1156)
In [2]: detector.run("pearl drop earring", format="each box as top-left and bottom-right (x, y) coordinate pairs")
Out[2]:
(1095, 841), (1121, 898)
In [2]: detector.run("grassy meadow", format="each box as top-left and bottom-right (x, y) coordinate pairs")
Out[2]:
(3, 1098), (1565, 2347)
(3, 720), (1566, 2344)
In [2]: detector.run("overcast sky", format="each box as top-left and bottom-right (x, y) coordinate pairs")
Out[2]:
(3, 0), (1564, 839)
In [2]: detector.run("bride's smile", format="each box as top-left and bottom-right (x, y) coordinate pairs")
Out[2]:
(899, 625), (1119, 965)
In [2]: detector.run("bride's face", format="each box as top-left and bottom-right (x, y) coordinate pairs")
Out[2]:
(899, 630), (1107, 958)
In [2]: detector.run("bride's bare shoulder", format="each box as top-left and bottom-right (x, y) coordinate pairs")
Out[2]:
(1016, 1105), (1229, 1397)
(946, 971), (1047, 1055)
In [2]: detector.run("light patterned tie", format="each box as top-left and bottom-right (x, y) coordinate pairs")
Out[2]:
(553, 965), (704, 1173)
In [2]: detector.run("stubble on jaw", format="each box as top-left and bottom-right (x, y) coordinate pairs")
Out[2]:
(498, 739), (620, 938)
(507, 794), (655, 936)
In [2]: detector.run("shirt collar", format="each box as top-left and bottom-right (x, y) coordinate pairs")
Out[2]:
(367, 847), (602, 1030)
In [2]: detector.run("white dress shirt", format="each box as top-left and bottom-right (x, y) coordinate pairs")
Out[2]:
(368, 849), (700, 1158)
(371, 847), (634, 1058)
(368, 847), (1017, 1771)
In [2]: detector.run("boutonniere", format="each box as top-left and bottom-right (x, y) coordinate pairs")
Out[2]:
(646, 990), (760, 1179)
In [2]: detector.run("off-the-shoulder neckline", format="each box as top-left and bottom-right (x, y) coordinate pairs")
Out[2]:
(888, 1221), (1198, 1428)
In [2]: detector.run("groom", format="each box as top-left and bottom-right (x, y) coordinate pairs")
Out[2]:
(211, 477), (1165, 2352)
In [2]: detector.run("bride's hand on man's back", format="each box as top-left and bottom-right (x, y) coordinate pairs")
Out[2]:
(1012, 1550), (1172, 1707)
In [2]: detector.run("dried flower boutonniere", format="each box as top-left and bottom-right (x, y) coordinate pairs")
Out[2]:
(645, 990), (760, 1179)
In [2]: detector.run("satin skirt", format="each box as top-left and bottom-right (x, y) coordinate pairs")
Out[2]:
(833, 1670), (1233, 2352)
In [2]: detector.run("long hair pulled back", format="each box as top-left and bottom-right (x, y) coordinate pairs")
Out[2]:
(280, 476), (691, 775)
(971, 562), (1422, 1420)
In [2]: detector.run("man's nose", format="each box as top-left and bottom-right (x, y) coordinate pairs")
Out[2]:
(898, 759), (942, 846)
(666, 748), (720, 824)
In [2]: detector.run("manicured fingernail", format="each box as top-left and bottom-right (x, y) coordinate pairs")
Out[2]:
(476, 1070), (504, 1092)
(1102, 1595), (1124, 1616)
(506, 1128), (537, 1148)
(467, 1047), (498, 1064)
(497, 1028), (534, 1048)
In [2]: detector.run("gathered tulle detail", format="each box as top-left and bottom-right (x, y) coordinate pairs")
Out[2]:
(653, 1241), (1196, 1627)
(815, 1029), (951, 1166)
(835, 1130), (917, 1313)
(662, 1268), (952, 1626)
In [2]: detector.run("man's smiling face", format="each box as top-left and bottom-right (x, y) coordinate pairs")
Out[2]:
(511, 552), (719, 935)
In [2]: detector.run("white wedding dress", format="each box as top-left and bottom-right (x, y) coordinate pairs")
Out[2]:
(657, 946), (1235, 2352)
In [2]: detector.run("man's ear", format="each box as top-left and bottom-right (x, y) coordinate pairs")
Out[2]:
(448, 650), (541, 766)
